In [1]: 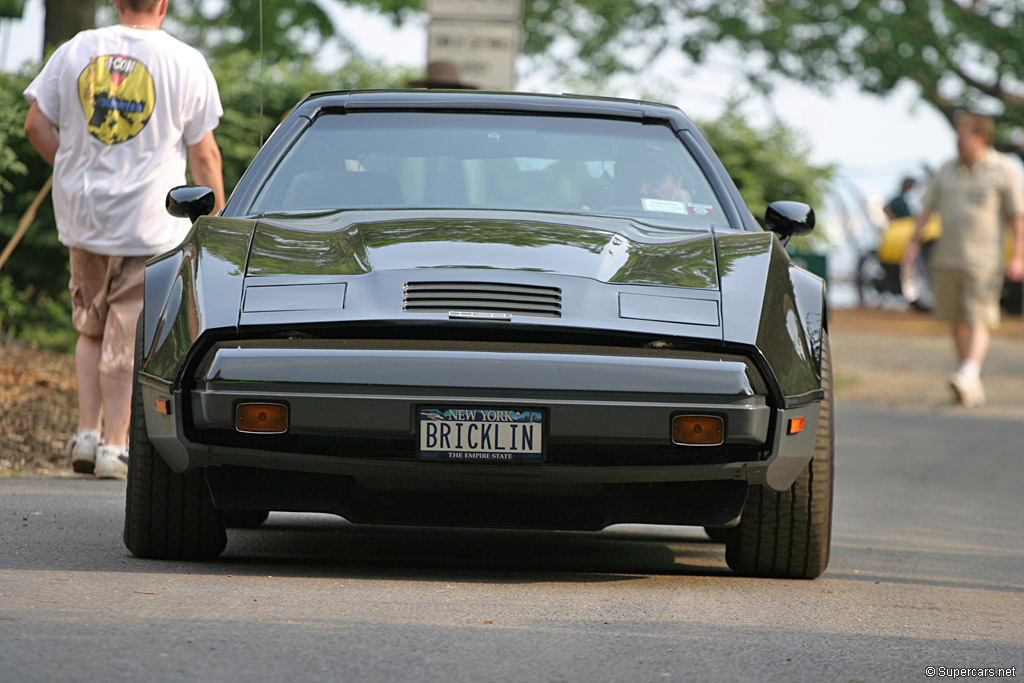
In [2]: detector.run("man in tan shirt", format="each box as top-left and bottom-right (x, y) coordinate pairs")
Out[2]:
(903, 111), (1024, 407)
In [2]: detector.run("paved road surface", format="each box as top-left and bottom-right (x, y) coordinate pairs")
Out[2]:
(2, 403), (1022, 682)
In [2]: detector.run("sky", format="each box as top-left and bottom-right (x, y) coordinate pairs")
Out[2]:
(1, 0), (956, 208)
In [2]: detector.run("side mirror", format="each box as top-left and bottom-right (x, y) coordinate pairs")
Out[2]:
(166, 185), (216, 223)
(765, 201), (815, 245)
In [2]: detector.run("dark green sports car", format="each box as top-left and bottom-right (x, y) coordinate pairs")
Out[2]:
(125, 90), (833, 578)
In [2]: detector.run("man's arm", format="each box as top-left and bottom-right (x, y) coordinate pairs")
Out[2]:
(187, 130), (225, 214)
(901, 207), (934, 266)
(1007, 214), (1024, 282)
(24, 100), (59, 166)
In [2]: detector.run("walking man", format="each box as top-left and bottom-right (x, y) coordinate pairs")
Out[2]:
(903, 111), (1024, 407)
(23, 0), (225, 477)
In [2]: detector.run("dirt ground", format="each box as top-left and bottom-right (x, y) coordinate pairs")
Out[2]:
(828, 305), (1024, 420)
(2, 306), (1022, 476)
(0, 341), (77, 475)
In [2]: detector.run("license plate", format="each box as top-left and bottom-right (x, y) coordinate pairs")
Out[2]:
(418, 408), (544, 462)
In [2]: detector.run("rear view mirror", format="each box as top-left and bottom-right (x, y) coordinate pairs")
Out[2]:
(765, 201), (815, 245)
(166, 185), (216, 223)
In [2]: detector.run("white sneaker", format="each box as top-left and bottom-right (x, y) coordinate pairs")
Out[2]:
(949, 371), (986, 408)
(67, 430), (101, 474)
(95, 445), (129, 480)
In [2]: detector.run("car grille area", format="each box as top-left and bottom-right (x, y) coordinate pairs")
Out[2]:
(403, 281), (562, 318)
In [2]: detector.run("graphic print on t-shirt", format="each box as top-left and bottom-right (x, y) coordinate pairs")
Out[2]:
(77, 55), (156, 144)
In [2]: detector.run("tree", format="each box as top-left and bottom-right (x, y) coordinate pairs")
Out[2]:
(43, 0), (95, 48)
(697, 105), (834, 229)
(168, 0), (337, 64)
(672, 1), (1024, 135)
(36, 0), (334, 65)
(354, 0), (1024, 141)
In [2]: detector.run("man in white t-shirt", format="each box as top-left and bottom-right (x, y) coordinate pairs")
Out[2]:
(23, 0), (225, 479)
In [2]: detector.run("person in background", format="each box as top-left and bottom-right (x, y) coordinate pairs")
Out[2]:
(23, 0), (224, 478)
(902, 111), (1024, 407)
(408, 60), (477, 89)
(884, 176), (917, 220)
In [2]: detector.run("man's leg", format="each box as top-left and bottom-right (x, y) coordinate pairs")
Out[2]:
(99, 371), (132, 447)
(93, 301), (138, 478)
(953, 321), (990, 369)
(75, 333), (103, 433)
(95, 254), (147, 459)
(947, 267), (999, 407)
(67, 249), (108, 472)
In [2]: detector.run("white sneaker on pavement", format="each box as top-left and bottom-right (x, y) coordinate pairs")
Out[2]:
(949, 371), (986, 408)
(94, 445), (129, 480)
(67, 429), (101, 474)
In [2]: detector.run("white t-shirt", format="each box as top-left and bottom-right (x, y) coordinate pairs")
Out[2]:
(24, 25), (222, 256)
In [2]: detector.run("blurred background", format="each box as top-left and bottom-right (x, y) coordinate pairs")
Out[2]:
(2, 0), (1023, 352)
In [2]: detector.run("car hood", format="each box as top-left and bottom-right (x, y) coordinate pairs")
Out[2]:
(245, 213), (720, 290)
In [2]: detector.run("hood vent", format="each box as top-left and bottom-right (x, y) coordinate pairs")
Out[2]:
(403, 281), (562, 318)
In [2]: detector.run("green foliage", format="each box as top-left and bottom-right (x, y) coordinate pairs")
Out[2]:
(345, 0), (422, 21)
(0, 67), (71, 352)
(167, 0), (336, 64)
(673, 0), (1024, 130)
(0, 275), (76, 352)
(0, 69), (65, 306)
(696, 105), (835, 233)
(0, 72), (29, 214)
(0, 0), (25, 18)
(520, 0), (1023, 138)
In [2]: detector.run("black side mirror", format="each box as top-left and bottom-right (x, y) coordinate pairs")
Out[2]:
(166, 185), (216, 223)
(765, 201), (815, 245)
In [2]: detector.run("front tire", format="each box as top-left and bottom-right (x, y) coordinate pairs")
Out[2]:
(123, 315), (226, 559)
(725, 330), (834, 579)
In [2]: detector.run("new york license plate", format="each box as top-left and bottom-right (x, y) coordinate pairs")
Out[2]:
(418, 408), (544, 462)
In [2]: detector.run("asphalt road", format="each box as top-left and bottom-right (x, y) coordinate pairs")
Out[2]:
(2, 402), (1022, 683)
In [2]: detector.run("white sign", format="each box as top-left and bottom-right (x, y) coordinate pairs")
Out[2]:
(425, 0), (522, 21)
(428, 20), (520, 90)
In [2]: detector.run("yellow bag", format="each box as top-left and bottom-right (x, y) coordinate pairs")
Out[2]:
(877, 215), (942, 264)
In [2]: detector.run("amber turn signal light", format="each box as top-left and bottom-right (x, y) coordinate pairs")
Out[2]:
(788, 417), (806, 435)
(672, 415), (724, 446)
(236, 403), (288, 434)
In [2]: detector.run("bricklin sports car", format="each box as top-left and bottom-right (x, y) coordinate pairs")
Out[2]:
(124, 90), (833, 579)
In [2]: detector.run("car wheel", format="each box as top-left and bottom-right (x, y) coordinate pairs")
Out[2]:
(226, 510), (270, 528)
(123, 315), (227, 560)
(725, 329), (834, 579)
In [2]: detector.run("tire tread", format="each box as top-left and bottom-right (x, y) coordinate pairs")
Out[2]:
(725, 330), (834, 579)
(123, 316), (226, 560)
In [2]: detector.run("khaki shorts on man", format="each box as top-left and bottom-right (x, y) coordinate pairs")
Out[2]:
(68, 247), (149, 381)
(930, 266), (1003, 329)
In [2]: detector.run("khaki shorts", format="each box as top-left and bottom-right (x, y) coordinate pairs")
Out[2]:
(69, 248), (150, 379)
(930, 266), (1003, 329)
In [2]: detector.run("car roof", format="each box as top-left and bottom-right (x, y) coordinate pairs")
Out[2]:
(288, 89), (695, 129)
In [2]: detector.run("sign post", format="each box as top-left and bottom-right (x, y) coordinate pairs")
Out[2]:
(424, 0), (522, 91)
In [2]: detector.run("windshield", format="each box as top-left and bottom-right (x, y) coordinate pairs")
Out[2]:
(250, 112), (725, 226)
